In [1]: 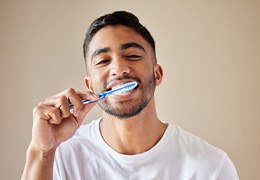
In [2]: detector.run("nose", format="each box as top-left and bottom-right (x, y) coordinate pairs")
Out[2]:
(109, 57), (130, 77)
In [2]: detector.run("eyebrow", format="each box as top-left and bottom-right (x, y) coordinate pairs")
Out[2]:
(91, 47), (111, 61)
(120, 42), (146, 52)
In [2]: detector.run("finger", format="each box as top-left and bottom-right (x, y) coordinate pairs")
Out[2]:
(52, 88), (83, 117)
(77, 91), (99, 102)
(63, 88), (83, 117)
(80, 101), (97, 116)
(59, 101), (71, 118)
(77, 91), (99, 114)
(49, 107), (63, 124)
(54, 96), (71, 119)
(33, 104), (62, 124)
(43, 96), (71, 119)
(74, 101), (97, 126)
(73, 91), (98, 124)
(33, 103), (50, 121)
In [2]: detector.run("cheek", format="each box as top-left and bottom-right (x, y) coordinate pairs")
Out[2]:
(89, 71), (107, 92)
(140, 65), (155, 79)
(90, 66), (104, 80)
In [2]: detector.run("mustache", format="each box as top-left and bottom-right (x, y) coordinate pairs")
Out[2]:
(103, 75), (142, 90)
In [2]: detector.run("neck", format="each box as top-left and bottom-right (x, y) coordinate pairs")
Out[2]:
(99, 99), (167, 155)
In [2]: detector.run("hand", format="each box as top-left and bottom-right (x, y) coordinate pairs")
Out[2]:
(30, 88), (97, 152)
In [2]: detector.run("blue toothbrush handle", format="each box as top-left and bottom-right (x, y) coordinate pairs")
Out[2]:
(69, 94), (105, 109)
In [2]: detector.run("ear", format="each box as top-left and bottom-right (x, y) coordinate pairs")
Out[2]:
(154, 64), (163, 86)
(84, 77), (93, 92)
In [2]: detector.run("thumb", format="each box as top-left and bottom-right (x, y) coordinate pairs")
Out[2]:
(74, 91), (99, 123)
(75, 101), (97, 126)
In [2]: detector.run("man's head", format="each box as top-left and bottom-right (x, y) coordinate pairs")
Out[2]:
(83, 11), (163, 119)
(83, 11), (156, 69)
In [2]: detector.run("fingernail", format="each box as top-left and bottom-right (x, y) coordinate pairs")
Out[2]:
(74, 109), (81, 117)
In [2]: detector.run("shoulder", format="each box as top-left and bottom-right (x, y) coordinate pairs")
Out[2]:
(169, 124), (226, 157)
(167, 124), (238, 178)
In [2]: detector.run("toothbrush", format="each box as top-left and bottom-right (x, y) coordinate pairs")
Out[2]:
(69, 81), (138, 109)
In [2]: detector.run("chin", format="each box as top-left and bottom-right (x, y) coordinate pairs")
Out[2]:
(100, 98), (150, 119)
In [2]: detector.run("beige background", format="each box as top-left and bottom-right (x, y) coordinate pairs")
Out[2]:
(0, 0), (259, 179)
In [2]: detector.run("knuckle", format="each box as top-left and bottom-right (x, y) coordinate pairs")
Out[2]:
(48, 109), (60, 121)
(63, 111), (71, 118)
(59, 96), (68, 105)
(32, 106), (44, 120)
(33, 105), (41, 114)
(53, 107), (61, 115)
(65, 88), (75, 95)
(62, 109), (69, 115)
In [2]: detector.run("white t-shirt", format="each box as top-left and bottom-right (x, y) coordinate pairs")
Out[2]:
(53, 118), (239, 180)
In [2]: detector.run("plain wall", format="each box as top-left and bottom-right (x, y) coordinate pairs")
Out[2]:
(0, 0), (259, 179)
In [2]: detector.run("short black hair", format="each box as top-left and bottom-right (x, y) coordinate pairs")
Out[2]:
(83, 11), (156, 66)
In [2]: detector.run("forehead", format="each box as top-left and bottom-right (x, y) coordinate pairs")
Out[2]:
(86, 25), (151, 60)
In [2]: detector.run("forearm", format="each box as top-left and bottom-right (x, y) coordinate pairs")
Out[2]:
(22, 88), (93, 180)
(21, 144), (56, 180)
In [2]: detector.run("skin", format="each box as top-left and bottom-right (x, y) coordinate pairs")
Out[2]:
(22, 25), (167, 180)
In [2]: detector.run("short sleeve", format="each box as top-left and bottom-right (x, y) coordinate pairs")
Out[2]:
(216, 154), (239, 180)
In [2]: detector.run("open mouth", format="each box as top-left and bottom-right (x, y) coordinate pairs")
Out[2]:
(112, 85), (138, 95)
(106, 81), (139, 96)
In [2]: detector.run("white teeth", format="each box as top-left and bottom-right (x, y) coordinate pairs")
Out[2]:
(114, 88), (133, 95)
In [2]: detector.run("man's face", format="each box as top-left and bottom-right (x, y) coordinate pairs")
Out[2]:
(85, 25), (162, 119)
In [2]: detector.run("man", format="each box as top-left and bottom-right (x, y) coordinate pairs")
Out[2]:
(22, 11), (239, 180)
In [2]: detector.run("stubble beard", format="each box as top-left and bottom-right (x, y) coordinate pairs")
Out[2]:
(98, 73), (156, 119)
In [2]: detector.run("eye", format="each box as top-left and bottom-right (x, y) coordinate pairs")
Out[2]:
(125, 54), (142, 60)
(95, 59), (110, 66)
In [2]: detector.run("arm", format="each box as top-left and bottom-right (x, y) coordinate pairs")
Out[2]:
(21, 88), (97, 180)
(22, 145), (56, 180)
